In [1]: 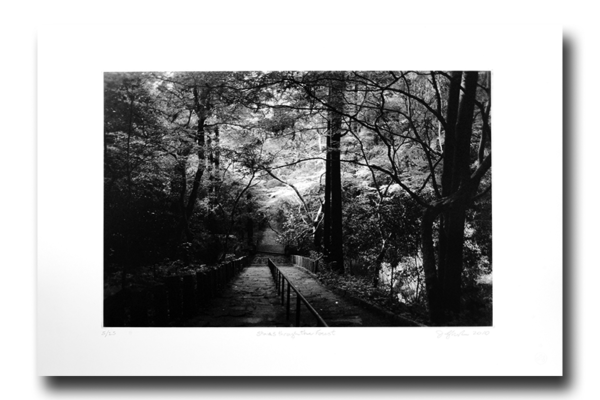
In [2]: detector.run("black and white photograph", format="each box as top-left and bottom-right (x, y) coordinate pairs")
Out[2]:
(103, 71), (492, 328)
(33, 21), (564, 379)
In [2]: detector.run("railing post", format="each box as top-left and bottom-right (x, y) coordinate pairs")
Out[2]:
(295, 294), (301, 326)
(270, 257), (328, 328)
(286, 282), (291, 320)
(281, 274), (285, 304)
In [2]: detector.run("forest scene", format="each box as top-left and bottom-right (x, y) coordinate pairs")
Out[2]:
(104, 71), (492, 328)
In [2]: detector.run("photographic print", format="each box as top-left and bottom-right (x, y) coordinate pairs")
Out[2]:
(39, 23), (561, 376)
(103, 71), (492, 328)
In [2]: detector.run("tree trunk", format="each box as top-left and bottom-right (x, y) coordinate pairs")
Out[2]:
(176, 158), (192, 241)
(422, 71), (480, 324)
(439, 71), (479, 319)
(329, 72), (345, 272)
(206, 127), (214, 198)
(184, 85), (208, 227)
(421, 205), (443, 324)
(122, 97), (135, 290)
(436, 71), (462, 301)
(213, 125), (220, 195)
(323, 122), (331, 255)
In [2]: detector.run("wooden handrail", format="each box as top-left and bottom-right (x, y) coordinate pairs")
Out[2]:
(267, 258), (328, 327)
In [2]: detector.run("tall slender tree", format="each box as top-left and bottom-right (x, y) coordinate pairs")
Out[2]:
(327, 72), (346, 272)
(323, 119), (332, 255)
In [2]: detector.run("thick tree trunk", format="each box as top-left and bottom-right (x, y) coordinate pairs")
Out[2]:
(323, 123), (331, 254)
(422, 71), (481, 324)
(329, 72), (345, 272)
(440, 72), (462, 196)
(422, 162), (489, 324)
(122, 97), (135, 290)
(439, 203), (468, 317)
(314, 223), (323, 249)
(436, 71), (462, 300)
(439, 71), (479, 318)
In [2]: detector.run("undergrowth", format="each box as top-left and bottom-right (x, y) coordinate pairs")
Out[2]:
(316, 269), (429, 325)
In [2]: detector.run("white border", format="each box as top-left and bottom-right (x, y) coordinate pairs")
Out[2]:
(38, 24), (562, 376)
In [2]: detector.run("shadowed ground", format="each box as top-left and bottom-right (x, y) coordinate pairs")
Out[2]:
(185, 262), (289, 327)
(184, 228), (288, 327)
